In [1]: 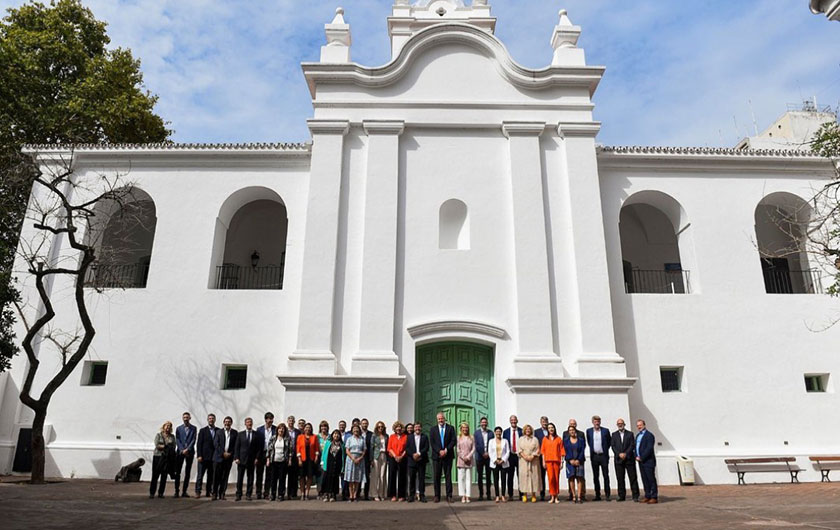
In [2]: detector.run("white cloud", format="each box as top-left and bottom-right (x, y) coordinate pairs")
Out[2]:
(1, 0), (838, 146)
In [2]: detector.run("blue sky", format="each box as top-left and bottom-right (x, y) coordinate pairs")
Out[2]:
(2, 0), (839, 146)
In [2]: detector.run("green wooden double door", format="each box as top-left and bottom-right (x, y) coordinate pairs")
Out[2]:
(415, 342), (494, 482)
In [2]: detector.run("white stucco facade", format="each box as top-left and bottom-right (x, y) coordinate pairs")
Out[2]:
(2, 1), (839, 485)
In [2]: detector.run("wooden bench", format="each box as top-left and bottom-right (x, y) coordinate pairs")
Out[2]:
(724, 457), (800, 485)
(809, 456), (840, 482)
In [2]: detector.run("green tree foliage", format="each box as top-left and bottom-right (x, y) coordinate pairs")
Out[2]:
(0, 0), (170, 372)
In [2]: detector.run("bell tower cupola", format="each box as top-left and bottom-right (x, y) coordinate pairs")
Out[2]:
(388, 0), (496, 59)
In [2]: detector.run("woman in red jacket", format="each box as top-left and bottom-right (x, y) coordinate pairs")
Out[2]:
(295, 422), (320, 500)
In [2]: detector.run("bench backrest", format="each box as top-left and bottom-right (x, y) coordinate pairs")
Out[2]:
(724, 457), (796, 465)
(809, 456), (840, 462)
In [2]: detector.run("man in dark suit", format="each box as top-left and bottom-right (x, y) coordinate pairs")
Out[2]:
(194, 413), (218, 497)
(212, 416), (237, 500)
(585, 415), (612, 501)
(361, 418), (373, 500)
(285, 415), (300, 499)
(174, 411), (196, 498)
(473, 417), (492, 501)
(534, 416), (549, 501)
(234, 417), (264, 501)
(407, 419), (429, 502)
(503, 415), (523, 500)
(429, 412), (456, 502)
(635, 419), (658, 504)
(610, 418), (639, 502)
(563, 418), (587, 501)
(255, 412), (276, 500)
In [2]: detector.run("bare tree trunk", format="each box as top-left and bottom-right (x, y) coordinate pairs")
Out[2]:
(31, 406), (46, 484)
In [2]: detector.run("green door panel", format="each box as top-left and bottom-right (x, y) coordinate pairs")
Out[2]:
(415, 342), (494, 483)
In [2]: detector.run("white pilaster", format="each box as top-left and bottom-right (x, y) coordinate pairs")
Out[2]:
(502, 122), (562, 377)
(557, 122), (626, 378)
(353, 120), (405, 376)
(288, 119), (350, 375)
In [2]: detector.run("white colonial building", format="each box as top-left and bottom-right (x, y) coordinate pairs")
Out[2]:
(2, 0), (839, 486)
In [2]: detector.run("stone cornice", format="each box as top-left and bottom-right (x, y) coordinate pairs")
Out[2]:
(277, 375), (406, 392)
(23, 142), (312, 168)
(597, 145), (834, 175)
(501, 121), (546, 138)
(363, 120), (406, 135)
(303, 22), (604, 98)
(599, 145), (823, 158)
(22, 142), (310, 153)
(506, 377), (637, 394)
(558, 122), (602, 138)
(407, 320), (507, 339)
(307, 119), (351, 135)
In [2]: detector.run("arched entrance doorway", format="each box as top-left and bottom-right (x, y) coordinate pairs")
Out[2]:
(415, 341), (494, 482)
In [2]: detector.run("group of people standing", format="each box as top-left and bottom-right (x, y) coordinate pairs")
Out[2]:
(148, 411), (659, 506)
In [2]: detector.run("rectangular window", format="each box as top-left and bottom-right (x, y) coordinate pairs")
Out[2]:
(660, 366), (683, 392)
(223, 365), (247, 390)
(805, 374), (829, 393)
(81, 361), (108, 386)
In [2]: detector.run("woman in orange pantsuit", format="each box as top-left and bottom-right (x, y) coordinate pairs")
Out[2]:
(295, 422), (321, 500)
(540, 423), (565, 504)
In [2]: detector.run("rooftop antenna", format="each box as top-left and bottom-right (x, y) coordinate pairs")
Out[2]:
(748, 99), (759, 136)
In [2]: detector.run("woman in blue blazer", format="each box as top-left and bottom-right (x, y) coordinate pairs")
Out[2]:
(563, 425), (586, 503)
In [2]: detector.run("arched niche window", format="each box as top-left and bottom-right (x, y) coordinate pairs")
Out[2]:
(209, 187), (288, 290)
(619, 191), (695, 294)
(84, 187), (157, 289)
(754, 192), (819, 294)
(439, 199), (470, 250)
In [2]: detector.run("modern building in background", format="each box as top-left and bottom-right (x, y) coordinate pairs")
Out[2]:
(2, 0), (839, 485)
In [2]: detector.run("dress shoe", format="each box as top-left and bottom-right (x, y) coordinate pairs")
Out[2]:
(235, 496), (242, 502)
(632, 497), (640, 502)
(420, 496), (427, 503)
(617, 497), (626, 502)
(149, 494), (155, 499)
(246, 495), (252, 501)
(447, 496), (453, 503)
(647, 498), (658, 504)
(606, 496), (611, 502)
(174, 492), (180, 498)
(593, 496), (602, 502)
(433, 496), (440, 503)
(181, 492), (190, 498)
(204, 492), (211, 498)
(407, 497), (414, 503)
(640, 498), (650, 503)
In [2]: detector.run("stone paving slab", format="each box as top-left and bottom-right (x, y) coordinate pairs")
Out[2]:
(2, 478), (840, 529)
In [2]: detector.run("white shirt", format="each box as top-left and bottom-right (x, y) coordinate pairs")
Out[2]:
(618, 430), (625, 444)
(224, 429), (232, 452)
(264, 426), (273, 450)
(414, 433), (422, 454)
(593, 429), (603, 454)
(481, 429), (489, 451)
(273, 438), (286, 463)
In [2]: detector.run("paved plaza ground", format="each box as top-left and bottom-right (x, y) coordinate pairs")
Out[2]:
(2, 477), (840, 529)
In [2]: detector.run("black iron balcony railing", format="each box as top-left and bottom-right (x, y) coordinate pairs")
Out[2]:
(625, 269), (691, 294)
(84, 262), (150, 289)
(214, 264), (284, 290)
(762, 269), (824, 294)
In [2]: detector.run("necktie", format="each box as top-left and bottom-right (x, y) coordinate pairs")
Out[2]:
(512, 430), (517, 452)
(440, 426), (445, 446)
(248, 431), (251, 443)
